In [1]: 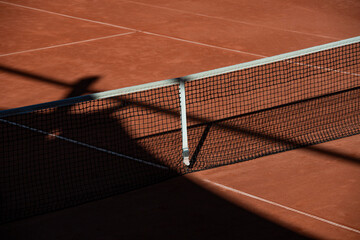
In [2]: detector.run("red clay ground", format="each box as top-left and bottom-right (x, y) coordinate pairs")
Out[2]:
(0, 0), (359, 239)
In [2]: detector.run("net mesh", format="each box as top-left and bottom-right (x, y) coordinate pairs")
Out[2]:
(185, 43), (359, 169)
(0, 40), (359, 223)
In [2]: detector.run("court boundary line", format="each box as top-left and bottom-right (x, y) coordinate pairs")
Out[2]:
(202, 179), (360, 234)
(0, 118), (169, 170)
(0, 0), (264, 58)
(0, 32), (136, 57)
(141, 31), (266, 57)
(0, 1), (135, 31)
(121, 0), (339, 40)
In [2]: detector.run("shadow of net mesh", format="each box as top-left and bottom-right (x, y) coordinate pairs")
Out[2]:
(0, 41), (359, 223)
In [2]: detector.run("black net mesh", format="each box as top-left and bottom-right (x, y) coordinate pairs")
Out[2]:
(0, 41), (359, 223)
(0, 85), (182, 223)
(185, 43), (360, 169)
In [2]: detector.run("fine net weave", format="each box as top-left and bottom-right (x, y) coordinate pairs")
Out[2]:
(0, 39), (359, 223)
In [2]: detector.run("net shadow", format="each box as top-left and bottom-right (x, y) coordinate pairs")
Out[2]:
(0, 176), (316, 240)
(0, 64), (103, 102)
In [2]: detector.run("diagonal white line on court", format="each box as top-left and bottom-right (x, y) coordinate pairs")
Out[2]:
(0, 1), (136, 31)
(0, 32), (136, 57)
(0, 1), (264, 58)
(2, 1), (356, 76)
(141, 31), (266, 58)
(202, 179), (360, 234)
(0, 118), (169, 170)
(121, 0), (339, 40)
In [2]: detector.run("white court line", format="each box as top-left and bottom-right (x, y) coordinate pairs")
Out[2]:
(0, 1), (136, 31)
(122, 0), (339, 40)
(202, 179), (360, 234)
(0, 118), (168, 170)
(0, 32), (136, 57)
(141, 31), (266, 58)
(0, 1), (265, 58)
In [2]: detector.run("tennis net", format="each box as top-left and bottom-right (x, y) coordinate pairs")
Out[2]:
(0, 37), (359, 223)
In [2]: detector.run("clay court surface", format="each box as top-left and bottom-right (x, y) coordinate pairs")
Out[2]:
(0, 0), (359, 239)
